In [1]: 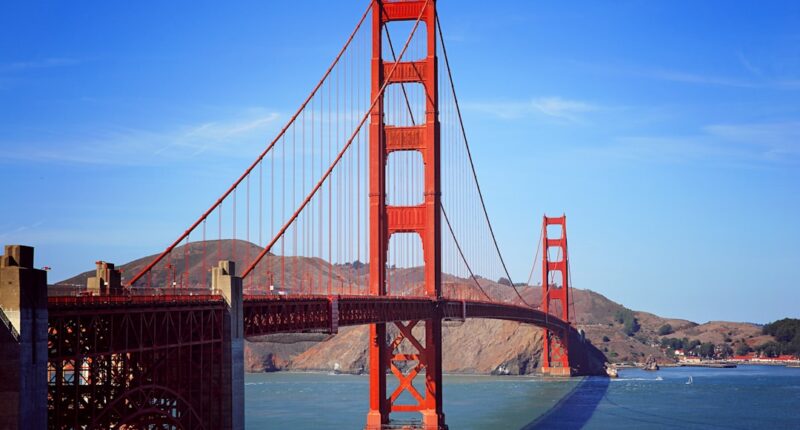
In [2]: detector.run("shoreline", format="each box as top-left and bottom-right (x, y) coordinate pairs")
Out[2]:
(610, 361), (800, 370)
(245, 363), (800, 378)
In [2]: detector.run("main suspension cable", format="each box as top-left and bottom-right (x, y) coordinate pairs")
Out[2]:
(242, 0), (431, 279)
(127, 2), (373, 287)
(441, 205), (492, 301)
(526, 221), (544, 287)
(436, 14), (532, 308)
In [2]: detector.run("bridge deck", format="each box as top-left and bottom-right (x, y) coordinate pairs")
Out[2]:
(47, 294), (569, 338)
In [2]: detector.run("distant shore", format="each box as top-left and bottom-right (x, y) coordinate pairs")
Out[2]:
(615, 360), (800, 370)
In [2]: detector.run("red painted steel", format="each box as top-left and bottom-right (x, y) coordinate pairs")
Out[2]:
(47, 297), (228, 429)
(242, 295), (569, 337)
(42, 3), (590, 428)
(541, 215), (572, 375)
(45, 292), (575, 429)
(367, 0), (446, 428)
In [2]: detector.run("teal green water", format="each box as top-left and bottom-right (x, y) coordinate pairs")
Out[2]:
(245, 365), (800, 429)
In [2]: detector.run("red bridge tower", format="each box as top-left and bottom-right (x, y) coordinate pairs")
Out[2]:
(367, 0), (446, 429)
(541, 215), (572, 376)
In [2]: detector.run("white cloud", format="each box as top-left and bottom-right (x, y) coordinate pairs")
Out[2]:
(154, 111), (282, 156)
(464, 96), (598, 123)
(1, 58), (80, 72)
(588, 122), (800, 168)
(0, 220), (44, 240)
(704, 122), (800, 159)
(531, 97), (597, 121)
(0, 108), (283, 166)
(570, 60), (800, 91)
(737, 52), (763, 77)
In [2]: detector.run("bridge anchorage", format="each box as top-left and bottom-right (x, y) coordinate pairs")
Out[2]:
(1, 1), (608, 429)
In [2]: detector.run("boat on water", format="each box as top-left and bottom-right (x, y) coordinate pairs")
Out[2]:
(686, 376), (693, 385)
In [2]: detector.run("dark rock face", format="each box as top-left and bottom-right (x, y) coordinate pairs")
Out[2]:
(643, 355), (659, 371)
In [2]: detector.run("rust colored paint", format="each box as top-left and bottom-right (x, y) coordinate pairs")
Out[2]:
(541, 215), (572, 375)
(47, 298), (228, 429)
(367, 0), (446, 428)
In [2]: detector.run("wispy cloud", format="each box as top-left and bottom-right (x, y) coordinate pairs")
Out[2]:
(704, 122), (800, 159)
(464, 96), (599, 123)
(644, 69), (800, 91)
(0, 220), (45, 240)
(586, 121), (800, 168)
(0, 108), (283, 166)
(532, 97), (597, 121)
(154, 112), (281, 156)
(571, 60), (800, 91)
(644, 68), (758, 88)
(737, 52), (763, 77)
(1, 57), (80, 72)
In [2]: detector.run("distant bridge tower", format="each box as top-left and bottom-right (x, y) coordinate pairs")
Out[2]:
(367, 0), (446, 429)
(541, 215), (572, 376)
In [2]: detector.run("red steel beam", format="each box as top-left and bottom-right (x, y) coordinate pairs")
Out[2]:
(240, 295), (570, 337)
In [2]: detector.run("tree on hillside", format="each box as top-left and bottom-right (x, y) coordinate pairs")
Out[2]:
(761, 318), (800, 356)
(735, 343), (751, 356)
(791, 335), (800, 358)
(623, 318), (640, 336)
(658, 324), (673, 336)
(497, 277), (512, 286)
(614, 309), (632, 324)
(699, 342), (715, 358)
(614, 309), (640, 336)
(758, 341), (782, 358)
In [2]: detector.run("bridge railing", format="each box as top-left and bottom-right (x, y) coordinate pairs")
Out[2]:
(48, 291), (224, 307)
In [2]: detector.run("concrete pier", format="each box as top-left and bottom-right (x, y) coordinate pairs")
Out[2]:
(212, 260), (244, 430)
(0, 245), (48, 429)
(86, 260), (122, 295)
(541, 366), (573, 377)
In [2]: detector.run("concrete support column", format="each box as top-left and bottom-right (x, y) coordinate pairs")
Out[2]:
(0, 245), (47, 429)
(212, 261), (244, 430)
(86, 261), (122, 295)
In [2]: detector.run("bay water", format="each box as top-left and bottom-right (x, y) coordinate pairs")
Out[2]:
(245, 365), (800, 429)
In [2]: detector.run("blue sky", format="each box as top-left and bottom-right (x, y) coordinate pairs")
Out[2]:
(1, 1), (798, 323)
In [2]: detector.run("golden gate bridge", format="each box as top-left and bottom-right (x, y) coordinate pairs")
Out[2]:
(0, 1), (605, 429)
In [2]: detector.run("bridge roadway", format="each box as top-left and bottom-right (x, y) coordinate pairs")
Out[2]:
(47, 293), (571, 339)
(43, 291), (587, 429)
(44, 289), (588, 429)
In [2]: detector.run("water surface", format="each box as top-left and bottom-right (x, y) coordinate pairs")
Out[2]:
(245, 365), (800, 429)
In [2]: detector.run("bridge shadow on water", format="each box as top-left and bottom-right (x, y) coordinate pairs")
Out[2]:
(520, 376), (610, 430)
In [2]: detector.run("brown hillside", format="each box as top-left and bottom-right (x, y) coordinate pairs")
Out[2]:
(56, 239), (772, 371)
